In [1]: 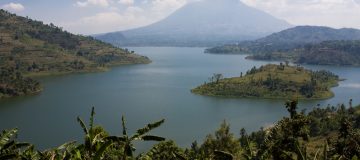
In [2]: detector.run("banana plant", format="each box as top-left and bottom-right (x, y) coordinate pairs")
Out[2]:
(40, 141), (81, 160)
(106, 116), (165, 160)
(0, 128), (31, 160)
(77, 107), (113, 160)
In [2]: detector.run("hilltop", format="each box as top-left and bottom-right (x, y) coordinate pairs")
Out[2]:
(206, 26), (360, 54)
(0, 9), (150, 98)
(192, 64), (340, 99)
(96, 0), (291, 47)
(247, 40), (360, 66)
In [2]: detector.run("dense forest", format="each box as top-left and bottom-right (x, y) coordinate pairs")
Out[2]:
(0, 9), (150, 98)
(192, 64), (340, 99)
(0, 67), (41, 98)
(0, 100), (359, 159)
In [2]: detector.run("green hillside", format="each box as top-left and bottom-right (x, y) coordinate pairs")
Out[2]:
(0, 9), (150, 98)
(206, 26), (360, 54)
(192, 64), (340, 99)
(247, 40), (360, 66)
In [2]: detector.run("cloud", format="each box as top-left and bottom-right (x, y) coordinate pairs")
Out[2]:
(64, 0), (188, 34)
(119, 0), (134, 5)
(62, 6), (150, 34)
(240, 0), (360, 29)
(1, 2), (25, 12)
(76, 0), (110, 7)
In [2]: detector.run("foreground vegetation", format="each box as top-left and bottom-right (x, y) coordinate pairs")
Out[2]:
(192, 64), (340, 99)
(0, 9), (150, 98)
(1, 100), (359, 160)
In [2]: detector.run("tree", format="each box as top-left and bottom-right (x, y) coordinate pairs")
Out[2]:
(76, 107), (113, 160)
(106, 116), (165, 160)
(0, 128), (31, 159)
(198, 120), (241, 159)
(141, 140), (187, 160)
(263, 100), (310, 160)
(213, 73), (223, 83)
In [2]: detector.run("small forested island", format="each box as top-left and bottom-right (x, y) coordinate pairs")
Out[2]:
(0, 9), (150, 98)
(192, 64), (340, 99)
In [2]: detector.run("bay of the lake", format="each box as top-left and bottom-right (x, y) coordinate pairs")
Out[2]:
(0, 47), (359, 151)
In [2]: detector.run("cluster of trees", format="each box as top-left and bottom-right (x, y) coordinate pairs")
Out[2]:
(0, 67), (41, 98)
(1, 101), (359, 159)
(194, 64), (339, 99)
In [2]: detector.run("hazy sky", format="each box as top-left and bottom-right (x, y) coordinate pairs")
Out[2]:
(1, 0), (360, 35)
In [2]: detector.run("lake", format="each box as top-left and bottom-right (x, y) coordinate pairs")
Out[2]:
(0, 47), (359, 151)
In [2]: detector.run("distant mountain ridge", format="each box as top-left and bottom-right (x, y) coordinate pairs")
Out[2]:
(206, 26), (360, 53)
(96, 0), (292, 47)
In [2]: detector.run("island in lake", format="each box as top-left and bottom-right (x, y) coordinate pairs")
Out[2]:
(192, 64), (340, 99)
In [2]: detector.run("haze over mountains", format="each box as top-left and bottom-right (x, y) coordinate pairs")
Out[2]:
(96, 0), (292, 47)
(206, 26), (360, 54)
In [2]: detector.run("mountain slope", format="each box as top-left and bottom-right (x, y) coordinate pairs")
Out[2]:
(0, 9), (150, 98)
(0, 9), (150, 76)
(206, 26), (360, 53)
(96, 0), (291, 47)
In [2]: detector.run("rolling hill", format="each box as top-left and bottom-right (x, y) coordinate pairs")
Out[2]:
(206, 26), (360, 54)
(0, 9), (150, 98)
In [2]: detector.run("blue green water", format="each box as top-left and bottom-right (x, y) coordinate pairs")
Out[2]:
(0, 47), (359, 151)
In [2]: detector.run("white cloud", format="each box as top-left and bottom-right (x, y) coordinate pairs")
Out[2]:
(64, 0), (360, 35)
(149, 0), (187, 18)
(119, 0), (134, 5)
(76, 0), (110, 7)
(65, 0), (188, 34)
(240, 0), (360, 29)
(1, 2), (25, 12)
(62, 6), (150, 34)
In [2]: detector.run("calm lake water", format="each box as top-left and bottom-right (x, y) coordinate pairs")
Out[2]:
(0, 47), (359, 151)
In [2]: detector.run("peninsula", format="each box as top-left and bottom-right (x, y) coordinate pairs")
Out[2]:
(192, 64), (340, 99)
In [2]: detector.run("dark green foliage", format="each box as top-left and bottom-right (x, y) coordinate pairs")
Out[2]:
(106, 116), (165, 160)
(0, 128), (34, 160)
(0, 67), (41, 98)
(142, 140), (187, 160)
(191, 120), (240, 159)
(263, 100), (310, 160)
